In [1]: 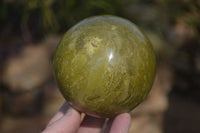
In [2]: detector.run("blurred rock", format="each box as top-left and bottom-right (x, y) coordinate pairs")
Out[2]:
(129, 114), (163, 133)
(129, 65), (173, 133)
(2, 89), (43, 115)
(43, 35), (61, 56)
(164, 92), (200, 133)
(1, 116), (48, 133)
(0, 93), (2, 120)
(1, 35), (61, 115)
(157, 64), (174, 94)
(174, 20), (195, 46)
(195, 53), (200, 72)
(2, 44), (51, 92)
(42, 84), (65, 117)
(147, 32), (175, 60)
(2, 35), (60, 92)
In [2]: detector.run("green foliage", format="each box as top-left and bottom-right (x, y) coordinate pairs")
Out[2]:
(0, 0), (199, 41)
(0, 0), (125, 37)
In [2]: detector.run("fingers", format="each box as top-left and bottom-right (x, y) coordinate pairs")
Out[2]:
(42, 102), (81, 133)
(108, 113), (131, 133)
(102, 118), (114, 133)
(77, 113), (131, 133)
(47, 102), (70, 126)
(77, 115), (106, 133)
(43, 102), (131, 133)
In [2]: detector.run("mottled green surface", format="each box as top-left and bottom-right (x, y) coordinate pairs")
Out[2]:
(53, 15), (156, 118)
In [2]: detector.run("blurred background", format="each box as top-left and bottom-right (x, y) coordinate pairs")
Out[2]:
(0, 0), (200, 133)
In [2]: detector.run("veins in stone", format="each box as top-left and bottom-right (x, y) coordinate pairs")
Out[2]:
(91, 43), (98, 48)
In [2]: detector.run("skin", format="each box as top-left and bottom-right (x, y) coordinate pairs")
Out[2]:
(42, 102), (131, 133)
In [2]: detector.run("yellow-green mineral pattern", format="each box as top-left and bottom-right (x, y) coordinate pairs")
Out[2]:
(53, 15), (156, 118)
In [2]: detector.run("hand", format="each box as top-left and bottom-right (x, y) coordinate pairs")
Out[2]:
(42, 102), (131, 133)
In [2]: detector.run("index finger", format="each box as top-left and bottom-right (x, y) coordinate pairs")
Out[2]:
(47, 102), (70, 126)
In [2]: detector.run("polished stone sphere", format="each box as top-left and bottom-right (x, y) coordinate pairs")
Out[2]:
(53, 15), (156, 118)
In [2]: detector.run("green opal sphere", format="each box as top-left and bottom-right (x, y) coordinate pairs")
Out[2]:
(53, 15), (156, 118)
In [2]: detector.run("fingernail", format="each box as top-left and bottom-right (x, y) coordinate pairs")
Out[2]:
(124, 114), (131, 132)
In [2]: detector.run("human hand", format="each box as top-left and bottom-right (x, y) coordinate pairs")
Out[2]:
(42, 102), (131, 133)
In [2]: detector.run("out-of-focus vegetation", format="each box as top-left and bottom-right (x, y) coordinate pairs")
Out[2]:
(0, 0), (200, 40)
(0, 0), (125, 40)
(0, 0), (200, 133)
